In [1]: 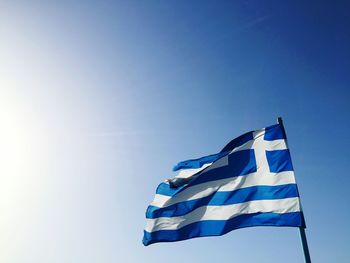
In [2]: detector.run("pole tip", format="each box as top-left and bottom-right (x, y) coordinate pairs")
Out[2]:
(277, 117), (283, 125)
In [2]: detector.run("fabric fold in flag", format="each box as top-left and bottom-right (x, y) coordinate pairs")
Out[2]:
(143, 123), (305, 246)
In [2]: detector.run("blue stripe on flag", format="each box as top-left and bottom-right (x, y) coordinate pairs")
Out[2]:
(146, 184), (299, 218)
(172, 152), (226, 171)
(143, 212), (305, 246)
(266, 149), (294, 173)
(191, 150), (256, 186)
(155, 182), (185, 197)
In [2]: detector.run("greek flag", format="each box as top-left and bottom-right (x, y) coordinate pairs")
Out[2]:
(143, 123), (305, 246)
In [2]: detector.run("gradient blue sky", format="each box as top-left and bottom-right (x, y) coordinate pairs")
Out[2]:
(1, 1), (349, 262)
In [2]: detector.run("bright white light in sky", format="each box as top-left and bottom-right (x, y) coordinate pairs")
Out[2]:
(0, 85), (45, 194)
(0, 85), (50, 258)
(0, 5), (131, 260)
(0, 99), (26, 176)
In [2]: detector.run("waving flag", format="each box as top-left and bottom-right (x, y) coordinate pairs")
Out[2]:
(143, 123), (305, 246)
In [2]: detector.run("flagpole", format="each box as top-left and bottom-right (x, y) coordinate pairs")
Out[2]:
(277, 117), (311, 263)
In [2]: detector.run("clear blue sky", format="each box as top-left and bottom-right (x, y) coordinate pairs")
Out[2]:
(1, 1), (349, 262)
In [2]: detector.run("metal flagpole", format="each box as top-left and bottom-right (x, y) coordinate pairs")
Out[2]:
(277, 117), (311, 263)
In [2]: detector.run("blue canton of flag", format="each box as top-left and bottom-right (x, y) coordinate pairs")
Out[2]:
(143, 123), (305, 246)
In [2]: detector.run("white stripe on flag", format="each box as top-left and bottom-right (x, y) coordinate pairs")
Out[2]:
(174, 163), (212, 179)
(146, 197), (301, 232)
(151, 171), (296, 208)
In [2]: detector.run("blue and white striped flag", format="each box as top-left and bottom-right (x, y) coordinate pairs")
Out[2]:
(143, 123), (305, 246)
